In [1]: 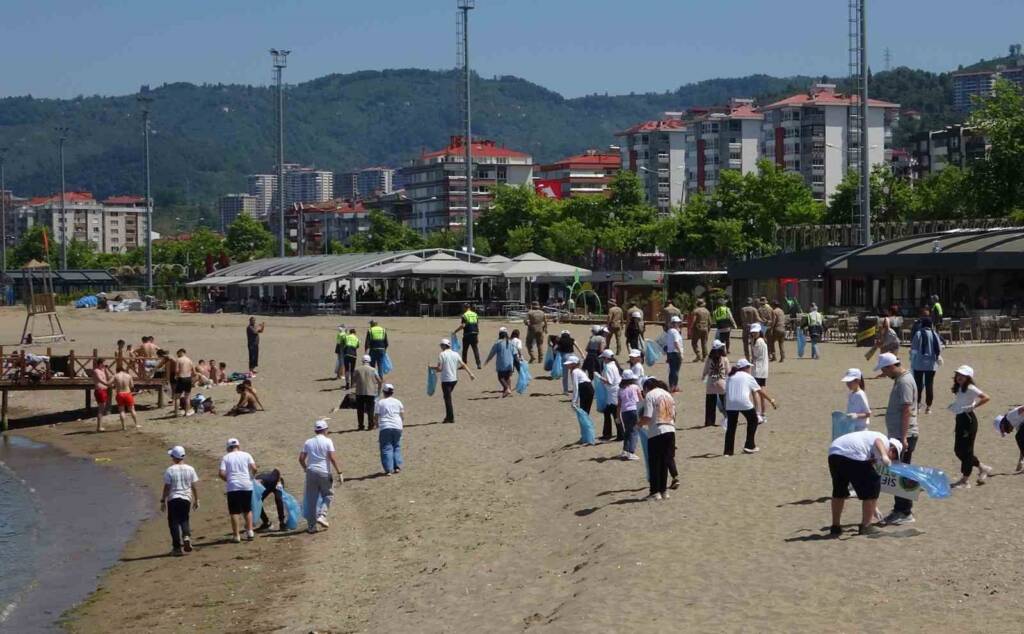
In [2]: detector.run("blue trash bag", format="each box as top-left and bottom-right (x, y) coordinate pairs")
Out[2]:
(551, 351), (563, 379)
(543, 348), (554, 372)
(572, 406), (596, 445)
(381, 351), (394, 375)
(301, 485), (327, 522)
(831, 410), (858, 441)
(796, 326), (807, 358)
(638, 427), (651, 482)
(280, 488), (301, 530)
(515, 360), (531, 394)
(426, 367), (437, 396)
(595, 378), (608, 412)
(645, 339), (662, 366)
(888, 462), (952, 499)
(450, 333), (462, 353)
(251, 481), (265, 520)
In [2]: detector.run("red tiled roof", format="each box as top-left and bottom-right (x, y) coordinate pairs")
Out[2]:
(420, 136), (530, 160)
(28, 192), (95, 205)
(291, 199), (368, 214)
(727, 103), (763, 120)
(762, 87), (899, 110)
(615, 118), (687, 136)
(540, 150), (621, 171)
(103, 195), (145, 205)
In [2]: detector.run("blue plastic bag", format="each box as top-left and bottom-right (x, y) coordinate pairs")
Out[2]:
(543, 348), (554, 372)
(831, 410), (858, 441)
(645, 339), (662, 366)
(450, 333), (462, 353)
(280, 488), (300, 530)
(251, 481), (265, 519)
(638, 427), (651, 481)
(796, 326), (807, 358)
(426, 367), (437, 396)
(551, 351), (563, 379)
(888, 462), (952, 499)
(516, 360), (531, 394)
(381, 351), (394, 375)
(572, 406), (596, 445)
(595, 378), (608, 412)
(302, 484), (327, 521)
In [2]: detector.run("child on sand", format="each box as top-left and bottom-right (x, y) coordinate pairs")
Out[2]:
(827, 431), (901, 537)
(597, 349), (622, 441)
(948, 365), (992, 488)
(618, 370), (642, 461)
(994, 406), (1024, 472)
(842, 368), (871, 431)
(566, 356), (594, 415)
(112, 368), (140, 430)
(217, 362), (229, 384)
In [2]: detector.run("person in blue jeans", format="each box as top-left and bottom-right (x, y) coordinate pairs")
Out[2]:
(374, 383), (405, 475)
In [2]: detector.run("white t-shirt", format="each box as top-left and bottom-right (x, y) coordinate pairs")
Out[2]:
(951, 384), (984, 414)
(829, 430), (887, 462)
(572, 368), (591, 405)
(1001, 407), (1024, 430)
(219, 450), (255, 492)
(751, 339), (769, 379)
(664, 328), (683, 353)
(375, 396), (404, 431)
(642, 387), (676, 437)
(163, 463), (199, 502)
(511, 337), (523, 356)
(302, 435), (336, 475)
(438, 349), (461, 383)
(601, 362), (621, 405)
(725, 371), (761, 411)
(846, 389), (871, 431)
(630, 362), (646, 382)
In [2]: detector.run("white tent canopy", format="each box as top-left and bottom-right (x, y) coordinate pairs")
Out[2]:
(411, 253), (498, 277)
(502, 252), (590, 279)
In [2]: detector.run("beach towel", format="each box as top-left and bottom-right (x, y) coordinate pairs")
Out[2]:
(830, 410), (858, 441)
(595, 378), (608, 412)
(515, 359), (531, 394)
(381, 351), (394, 375)
(543, 348), (554, 372)
(572, 406), (596, 445)
(645, 339), (662, 366)
(280, 488), (301, 530)
(228, 371), (251, 382)
(426, 367), (437, 396)
(887, 462), (952, 499)
(638, 427), (650, 482)
(551, 352), (563, 379)
(450, 333), (462, 353)
(796, 326), (806, 358)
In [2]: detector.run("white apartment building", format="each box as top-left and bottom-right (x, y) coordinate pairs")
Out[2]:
(684, 98), (763, 196)
(615, 114), (687, 213)
(285, 167), (334, 208)
(760, 84), (899, 203)
(218, 193), (260, 232)
(246, 173), (278, 218)
(28, 193), (148, 254)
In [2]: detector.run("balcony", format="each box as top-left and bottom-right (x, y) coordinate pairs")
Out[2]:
(657, 153), (669, 163)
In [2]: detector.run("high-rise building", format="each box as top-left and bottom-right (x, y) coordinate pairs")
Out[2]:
(246, 174), (278, 218)
(218, 193), (260, 232)
(760, 84), (899, 203)
(615, 114), (688, 213)
(26, 192), (148, 254)
(335, 171), (360, 200)
(952, 53), (1024, 111)
(400, 136), (533, 232)
(534, 149), (621, 199)
(284, 167), (334, 208)
(335, 167), (396, 200)
(684, 99), (763, 196)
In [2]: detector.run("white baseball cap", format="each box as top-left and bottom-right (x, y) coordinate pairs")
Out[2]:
(622, 370), (635, 380)
(499, 326), (508, 333)
(631, 311), (642, 318)
(888, 438), (903, 455)
(382, 383), (395, 392)
(874, 352), (899, 371)
(749, 323), (762, 333)
(994, 415), (1008, 436)
(563, 355), (580, 366)
(841, 368), (862, 383)
(711, 339), (725, 350)
(670, 315), (682, 323)
(600, 349), (615, 359)
(955, 365), (974, 378)
(734, 359), (751, 370)
(440, 338), (451, 346)
(560, 329), (570, 335)
(168, 445), (186, 459)
(314, 419), (329, 431)
(226, 438), (240, 449)
(628, 349), (642, 358)
(362, 354), (372, 363)
(591, 325), (602, 333)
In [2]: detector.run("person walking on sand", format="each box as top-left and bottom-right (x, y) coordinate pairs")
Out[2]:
(582, 325), (606, 380)
(433, 338), (475, 424)
(92, 358), (112, 432)
(346, 355), (381, 430)
(740, 298), (760, 359)
(806, 303), (824, 359)
(375, 384), (405, 475)
(948, 365), (993, 488)
(597, 349), (622, 441)
(342, 328), (360, 390)
(664, 316), (684, 393)
(827, 431), (901, 537)
(365, 320), (389, 377)
(112, 367), (139, 430)
(723, 359), (776, 456)
(661, 299), (682, 329)
(842, 369), (871, 432)
(712, 297), (738, 354)
(484, 327), (518, 397)
(875, 353), (919, 526)
(640, 377), (677, 501)
(555, 330), (584, 394)
(246, 317), (265, 374)
(219, 438), (257, 543)
(606, 298), (625, 357)
(749, 324), (770, 423)
(254, 468), (287, 531)
(701, 340), (730, 428)
(453, 303), (483, 369)
(618, 370), (642, 461)
(910, 317), (942, 414)
(768, 299), (787, 362)
(690, 299), (711, 362)
(994, 406), (1024, 472)
(625, 310), (646, 352)
(566, 356), (594, 415)
(523, 301), (548, 363)
(334, 325), (348, 380)
(173, 349), (196, 417)
(299, 419), (343, 534)
(161, 445), (199, 556)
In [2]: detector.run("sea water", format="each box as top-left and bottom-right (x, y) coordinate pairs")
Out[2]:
(0, 442), (41, 626)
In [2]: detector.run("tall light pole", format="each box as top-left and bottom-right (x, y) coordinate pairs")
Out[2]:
(859, 0), (871, 245)
(458, 0), (474, 253)
(270, 49), (290, 258)
(138, 86), (154, 292)
(55, 126), (69, 269)
(0, 147), (7, 278)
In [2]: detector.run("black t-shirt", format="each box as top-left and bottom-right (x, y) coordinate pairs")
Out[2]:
(247, 324), (260, 346)
(256, 470), (281, 489)
(557, 335), (575, 354)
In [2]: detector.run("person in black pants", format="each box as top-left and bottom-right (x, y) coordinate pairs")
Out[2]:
(246, 317), (264, 373)
(950, 366), (992, 488)
(639, 378), (677, 500)
(567, 356), (594, 415)
(995, 407), (1024, 472)
(433, 338), (475, 423)
(453, 303), (483, 370)
(723, 360), (776, 455)
(160, 445), (199, 556)
(255, 468), (286, 531)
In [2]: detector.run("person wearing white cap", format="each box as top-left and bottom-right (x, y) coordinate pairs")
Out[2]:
(749, 323), (770, 421)
(299, 419), (343, 533)
(565, 355), (594, 414)
(375, 384), (405, 475)
(876, 352), (918, 525)
(433, 338), (475, 424)
(582, 325), (607, 380)
(841, 368), (871, 432)
(949, 365), (992, 488)
(161, 445), (199, 556)
(627, 349), (646, 384)
(723, 359), (776, 455)
(219, 438), (258, 543)
(700, 339), (730, 427)
(484, 327), (519, 397)
(625, 310), (646, 353)
(554, 329), (585, 394)
(597, 349), (623, 441)
(350, 354), (382, 430)
(664, 316), (684, 392)
(618, 370), (642, 460)
(827, 431), (902, 537)
(993, 406), (1024, 472)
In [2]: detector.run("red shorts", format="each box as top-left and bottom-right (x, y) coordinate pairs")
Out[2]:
(94, 388), (110, 404)
(116, 392), (135, 408)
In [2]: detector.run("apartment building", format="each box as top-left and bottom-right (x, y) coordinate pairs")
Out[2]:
(335, 167), (396, 200)
(615, 114), (687, 213)
(281, 199), (372, 253)
(400, 136), (533, 232)
(760, 84), (899, 203)
(952, 52), (1024, 111)
(27, 192), (148, 254)
(218, 193), (260, 232)
(911, 124), (989, 178)
(246, 174), (278, 218)
(285, 167), (334, 208)
(534, 149), (621, 199)
(684, 98), (762, 195)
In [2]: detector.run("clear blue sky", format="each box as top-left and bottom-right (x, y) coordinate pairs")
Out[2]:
(4, 0), (1023, 99)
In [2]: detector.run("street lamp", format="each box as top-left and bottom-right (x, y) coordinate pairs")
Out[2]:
(270, 49), (290, 257)
(399, 194), (438, 236)
(0, 147), (7, 278)
(55, 126), (70, 270)
(137, 86), (154, 292)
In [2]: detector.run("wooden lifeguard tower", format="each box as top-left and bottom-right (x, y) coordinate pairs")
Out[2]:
(20, 259), (66, 344)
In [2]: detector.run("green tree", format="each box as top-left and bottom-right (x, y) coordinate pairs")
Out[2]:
(968, 77), (1024, 215)
(345, 210), (422, 252)
(505, 225), (537, 256)
(540, 218), (592, 260)
(912, 166), (976, 220)
(826, 165), (919, 224)
(225, 214), (275, 261)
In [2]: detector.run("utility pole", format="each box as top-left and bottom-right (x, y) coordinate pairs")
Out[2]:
(270, 49), (290, 257)
(859, 0), (871, 245)
(0, 147), (7, 278)
(458, 1), (475, 254)
(138, 86), (154, 292)
(56, 126), (69, 269)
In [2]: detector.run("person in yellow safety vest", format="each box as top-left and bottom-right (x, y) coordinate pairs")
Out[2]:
(712, 298), (738, 354)
(365, 320), (389, 378)
(334, 326), (348, 380)
(342, 328), (360, 389)
(453, 303), (482, 369)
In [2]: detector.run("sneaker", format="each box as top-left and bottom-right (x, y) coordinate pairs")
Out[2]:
(306, 526), (318, 534)
(316, 516), (330, 528)
(742, 447), (760, 454)
(232, 534), (241, 543)
(858, 524), (879, 536)
(951, 478), (971, 489)
(1017, 459), (1024, 473)
(881, 511), (903, 525)
(669, 477), (680, 490)
(662, 491), (671, 500)
(246, 530), (255, 541)
(828, 525), (842, 538)
(925, 406), (932, 415)
(625, 453), (640, 461)
(644, 493), (663, 502)
(256, 522), (271, 532)
(977, 465), (993, 485)
(182, 536), (193, 553)
(172, 547), (184, 557)
(889, 513), (915, 526)
(618, 451), (629, 460)
(758, 415), (768, 425)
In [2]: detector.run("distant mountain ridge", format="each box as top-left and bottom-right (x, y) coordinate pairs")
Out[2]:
(0, 66), (956, 211)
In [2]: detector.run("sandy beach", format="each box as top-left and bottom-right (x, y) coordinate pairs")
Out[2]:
(6, 306), (1024, 632)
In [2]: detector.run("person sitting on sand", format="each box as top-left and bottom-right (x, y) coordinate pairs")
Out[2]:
(216, 361), (229, 384)
(194, 360), (213, 388)
(208, 358), (220, 384)
(112, 367), (140, 430)
(93, 358), (113, 432)
(225, 382), (264, 416)
(827, 431), (901, 537)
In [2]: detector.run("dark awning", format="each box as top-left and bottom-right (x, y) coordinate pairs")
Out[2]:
(839, 229), (1024, 274)
(729, 247), (853, 280)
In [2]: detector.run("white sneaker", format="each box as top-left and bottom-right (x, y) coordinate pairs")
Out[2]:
(889, 513), (915, 526)
(662, 492), (671, 500)
(246, 529), (255, 540)
(758, 415), (767, 425)
(316, 516), (329, 528)
(742, 446), (760, 454)
(625, 453), (640, 461)
(977, 465), (993, 485)
(644, 493), (662, 502)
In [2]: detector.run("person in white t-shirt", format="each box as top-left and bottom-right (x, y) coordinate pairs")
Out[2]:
(723, 359), (776, 455)
(565, 355), (594, 415)
(827, 430), (901, 537)
(161, 445), (199, 556)
(639, 377), (677, 501)
(597, 349), (622, 441)
(842, 368), (871, 432)
(627, 349), (646, 384)
(749, 323), (770, 421)
(993, 406), (1024, 472)
(375, 384), (405, 475)
(949, 365), (992, 488)
(299, 419), (343, 534)
(218, 438), (257, 543)
(664, 317), (685, 393)
(432, 338), (475, 424)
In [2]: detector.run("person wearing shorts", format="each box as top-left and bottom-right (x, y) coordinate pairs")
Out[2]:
(93, 358), (112, 432)
(219, 438), (257, 543)
(112, 368), (139, 430)
(827, 431), (901, 537)
(173, 349), (196, 417)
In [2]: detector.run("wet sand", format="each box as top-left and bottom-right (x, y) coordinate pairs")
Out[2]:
(5, 306), (1024, 632)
